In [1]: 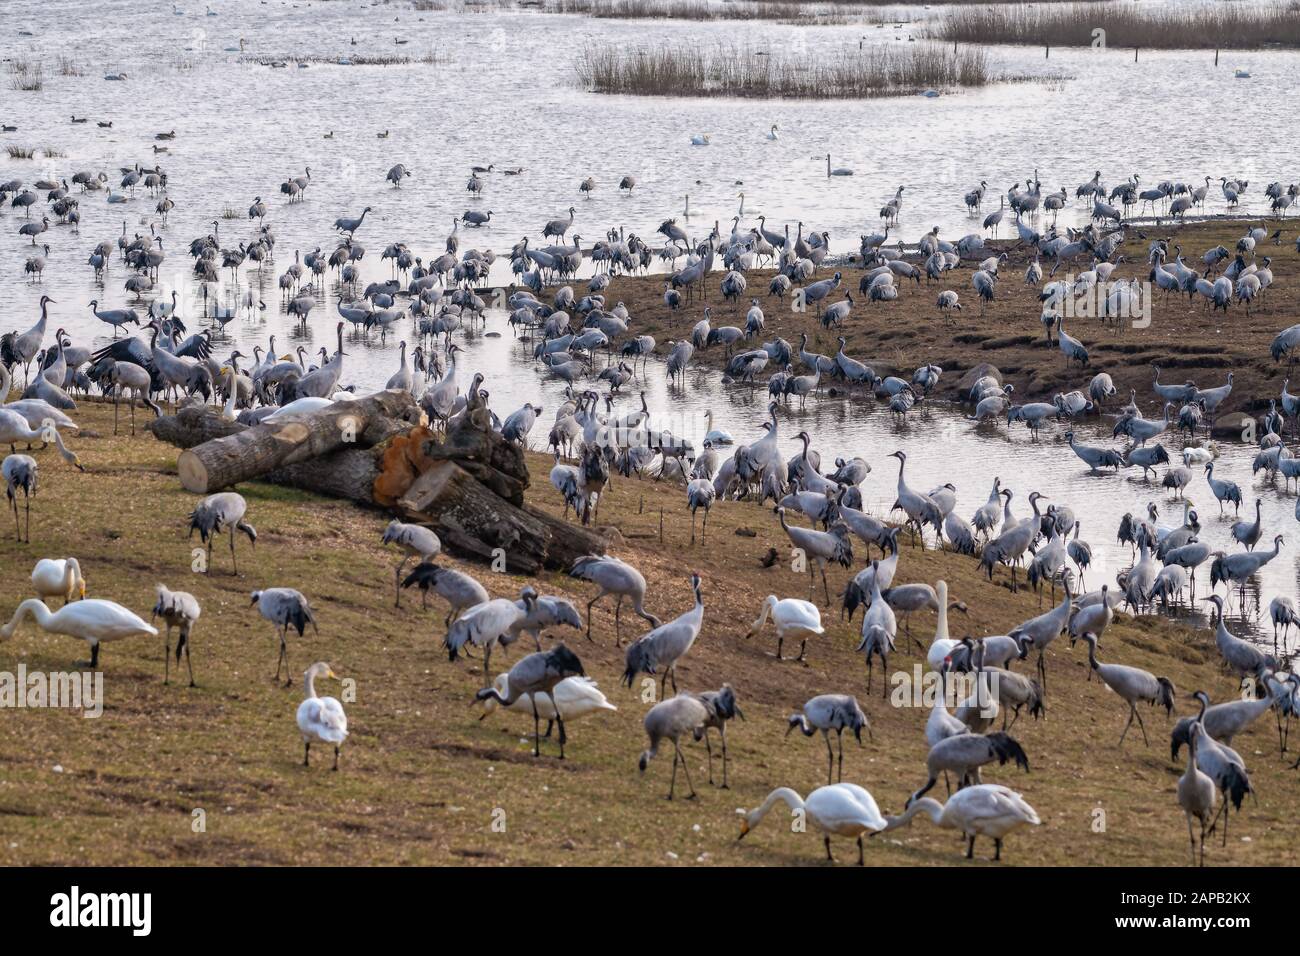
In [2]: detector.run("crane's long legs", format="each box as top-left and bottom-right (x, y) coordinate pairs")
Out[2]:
(163, 624), (172, 686)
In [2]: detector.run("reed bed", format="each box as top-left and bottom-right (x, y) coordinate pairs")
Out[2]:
(575, 42), (994, 98)
(544, 0), (1099, 20)
(8, 59), (44, 91)
(933, 2), (1300, 49)
(5, 146), (36, 159)
(241, 51), (443, 66)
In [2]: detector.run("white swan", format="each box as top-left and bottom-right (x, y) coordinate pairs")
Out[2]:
(266, 396), (334, 420)
(479, 674), (615, 728)
(297, 661), (348, 770)
(31, 557), (85, 604)
(0, 598), (156, 667)
(882, 783), (1040, 861)
(827, 153), (853, 177)
(703, 409), (734, 446)
(925, 580), (961, 672)
(690, 133), (711, 146)
(745, 594), (823, 661)
(766, 124), (779, 141)
(739, 783), (886, 864)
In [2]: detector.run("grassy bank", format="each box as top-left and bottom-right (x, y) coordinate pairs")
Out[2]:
(0, 400), (1297, 866)
(932, 2), (1300, 49)
(599, 218), (1295, 419)
(576, 42), (994, 97)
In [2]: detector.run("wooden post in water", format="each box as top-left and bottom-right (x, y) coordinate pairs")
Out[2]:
(1215, 48), (1220, 66)
(1045, 44), (1050, 59)
(683, 194), (689, 219)
(1134, 47), (1139, 62)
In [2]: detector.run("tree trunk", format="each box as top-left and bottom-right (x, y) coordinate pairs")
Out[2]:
(146, 403), (244, 448)
(397, 462), (610, 573)
(174, 390), (420, 494)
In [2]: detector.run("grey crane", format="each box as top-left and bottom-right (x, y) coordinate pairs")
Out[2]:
(1230, 499), (1263, 551)
(775, 506), (852, 604)
(1203, 594), (1274, 680)
(1173, 680), (1287, 757)
(446, 595), (528, 678)
(8, 295), (51, 386)
(509, 587), (582, 652)
(385, 163), (411, 187)
(1177, 723), (1219, 867)
(856, 560), (897, 696)
(2, 453), (37, 543)
(694, 683), (743, 788)
(569, 554), (661, 644)
(686, 477), (716, 543)
(1008, 583), (1072, 692)
(401, 561), (488, 623)
(787, 693), (871, 784)
(188, 491), (256, 575)
(476, 644), (586, 759)
(333, 206), (371, 235)
(1073, 632), (1174, 746)
(381, 519), (441, 607)
(1064, 430), (1122, 472)
(979, 490), (1041, 591)
(621, 572), (704, 695)
(907, 732), (1029, 805)
(250, 587), (318, 685)
(1209, 537), (1283, 609)
(152, 583), (201, 687)
(1269, 596), (1300, 653)
(1184, 709), (1252, 847)
(888, 450), (942, 548)
(87, 299), (141, 337)
(638, 693), (709, 799)
(501, 402), (542, 445)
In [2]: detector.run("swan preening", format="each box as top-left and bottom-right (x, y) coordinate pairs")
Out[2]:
(31, 557), (86, 604)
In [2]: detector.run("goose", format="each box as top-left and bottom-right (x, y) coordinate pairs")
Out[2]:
(746, 594), (823, 662)
(0, 598), (156, 668)
(296, 662), (348, 770)
(31, 557), (85, 604)
(881, 784), (1040, 862)
(739, 784), (886, 865)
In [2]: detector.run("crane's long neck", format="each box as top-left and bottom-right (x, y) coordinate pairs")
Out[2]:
(884, 798), (944, 831)
(0, 599), (53, 639)
(746, 787), (804, 832)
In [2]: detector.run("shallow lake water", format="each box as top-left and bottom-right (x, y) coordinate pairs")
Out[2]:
(2, 0), (1297, 642)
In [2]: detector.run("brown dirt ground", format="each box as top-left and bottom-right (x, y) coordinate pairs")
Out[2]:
(0, 401), (1296, 866)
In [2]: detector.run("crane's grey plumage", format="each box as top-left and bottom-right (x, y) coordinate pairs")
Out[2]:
(152, 583), (201, 687)
(188, 491), (257, 575)
(401, 561), (488, 624)
(1073, 632), (1174, 745)
(381, 519), (441, 607)
(907, 732), (1030, 806)
(2, 453), (37, 543)
(787, 693), (871, 784)
(693, 684), (744, 788)
(638, 693), (709, 799)
(250, 587), (318, 685)
(621, 573), (704, 695)
(570, 554), (661, 644)
(476, 644), (585, 758)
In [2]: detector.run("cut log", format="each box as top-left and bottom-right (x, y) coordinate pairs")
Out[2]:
(397, 462), (609, 573)
(146, 403), (245, 449)
(175, 390), (421, 494)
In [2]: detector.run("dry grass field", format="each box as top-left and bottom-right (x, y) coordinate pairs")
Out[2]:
(1, 399), (1297, 866)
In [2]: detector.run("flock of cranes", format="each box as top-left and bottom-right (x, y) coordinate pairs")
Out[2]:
(5, 141), (1300, 866)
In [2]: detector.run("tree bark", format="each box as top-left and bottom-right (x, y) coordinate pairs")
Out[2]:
(174, 390), (421, 494)
(397, 462), (610, 573)
(146, 403), (244, 449)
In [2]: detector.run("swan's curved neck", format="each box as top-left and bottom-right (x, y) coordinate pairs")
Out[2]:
(887, 798), (944, 831)
(1, 599), (52, 638)
(748, 787), (804, 830)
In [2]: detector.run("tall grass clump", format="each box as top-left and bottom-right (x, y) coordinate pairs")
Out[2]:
(933, 2), (1300, 49)
(576, 42), (993, 98)
(8, 60), (45, 91)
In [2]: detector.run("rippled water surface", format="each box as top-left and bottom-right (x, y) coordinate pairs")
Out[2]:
(2, 0), (1298, 640)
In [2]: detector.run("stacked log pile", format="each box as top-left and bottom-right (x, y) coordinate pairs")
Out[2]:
(148, 390), (610, 573)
